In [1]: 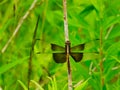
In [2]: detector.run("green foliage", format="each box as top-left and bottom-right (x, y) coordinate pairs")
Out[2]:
(0, 57), (28, 75)
(0, 0), (120, 90)
(30, 80), (44, 90)
(17, 80), (28, 90)
(47, 76), (57, 90)
(74, 78), (90, 90)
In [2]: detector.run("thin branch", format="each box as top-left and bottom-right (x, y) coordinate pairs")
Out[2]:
(73, 80), (84, 88)
(90, 58), (106, 74)
(1, 0), (38, 53)
(66, 44), (72, 90)
(13, 3), (16, 17)
(40, 0), (48, 53)
(99, 26), (104, 88)
(112, 66), (120, 70)
(89, 62), (93, 75)
(28, 15), (40, 90)
(63, 0), (72, 90)
(105, 25), (114, 40)
(63, 0), (69, 42)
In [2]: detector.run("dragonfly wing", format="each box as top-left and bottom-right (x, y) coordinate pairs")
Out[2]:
(51, 44), (66, 63)
(71, 44), (85, 51)
(70, 44), (85, 62)
(52, 53), (66, 63)
(70, 53), (83, 62)
(51, 44), (65, 51)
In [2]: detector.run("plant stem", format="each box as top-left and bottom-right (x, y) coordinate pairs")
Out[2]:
(67, 58), (72, 90)
(63, 0), (72, 90)
(63, 0), (69, 41)
(66, 41), (72, 90)
(40, 0), (48, 53)
(99, 26), (104, 89)
(28, 16), (40, 90)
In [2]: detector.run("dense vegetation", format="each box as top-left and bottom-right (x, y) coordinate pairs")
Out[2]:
(0, 0), (120, 90)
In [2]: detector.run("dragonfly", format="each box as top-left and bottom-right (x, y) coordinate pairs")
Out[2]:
(34, 37), (100, 63)
(51, 41), (85, 63)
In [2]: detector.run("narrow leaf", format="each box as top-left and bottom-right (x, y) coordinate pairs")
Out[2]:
(31, 80), (44, 90)
(74, 78), (90, 90)
(17, 80), (28, 90)
(79, 5), (95, 17)
(0, 57), (28, 75)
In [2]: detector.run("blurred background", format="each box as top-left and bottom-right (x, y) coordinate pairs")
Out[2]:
(0, 0), (120, 90)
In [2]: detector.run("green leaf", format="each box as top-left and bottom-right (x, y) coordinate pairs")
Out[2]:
(103, 15), (120, 30)
(17, 80), (28, 90)
(47, 76), (57, 90)
(0, 0), (8, 5)
(0, 18), (14, 35)
(104, 60), (116, 83)
(0, 57), (28, 75)
(105, 41), (120, 59)
(90, 0), (104, 18)
(90, 0), (100, 11)
(68, 16), (89, 29)
(31, 80), (44, 90)
(79, 5), (95, 17)
(74, 78), (90, 90)
(112, 56), (120, 63)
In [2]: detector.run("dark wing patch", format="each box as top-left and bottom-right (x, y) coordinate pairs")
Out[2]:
(51, 44), (64, 51)
(52, 53), (66, 63)
(70, 53), (83, 62)
(51, 44), (66, 63)
(70, 44), (85, 62)
(71, 44), (85, 51)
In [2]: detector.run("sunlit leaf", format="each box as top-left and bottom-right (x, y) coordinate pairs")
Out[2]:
(74, 78), (90, 90)
(0, 57), (29, 75)
(17, 80), (28, 90)
(31, 80), (44, 90)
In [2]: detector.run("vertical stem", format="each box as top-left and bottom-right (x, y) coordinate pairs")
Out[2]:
(66, 42), (72, 90)
(67, 57), (72, 90)
(99, 26), (104, 89)
(40, 0), (48, 53)
(63, 0), (72, 89)
(63, 0), (69, 41)
(13, 3), (16, 17)
(28, 16), (40, 90)
(99, 1), (104, 88)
